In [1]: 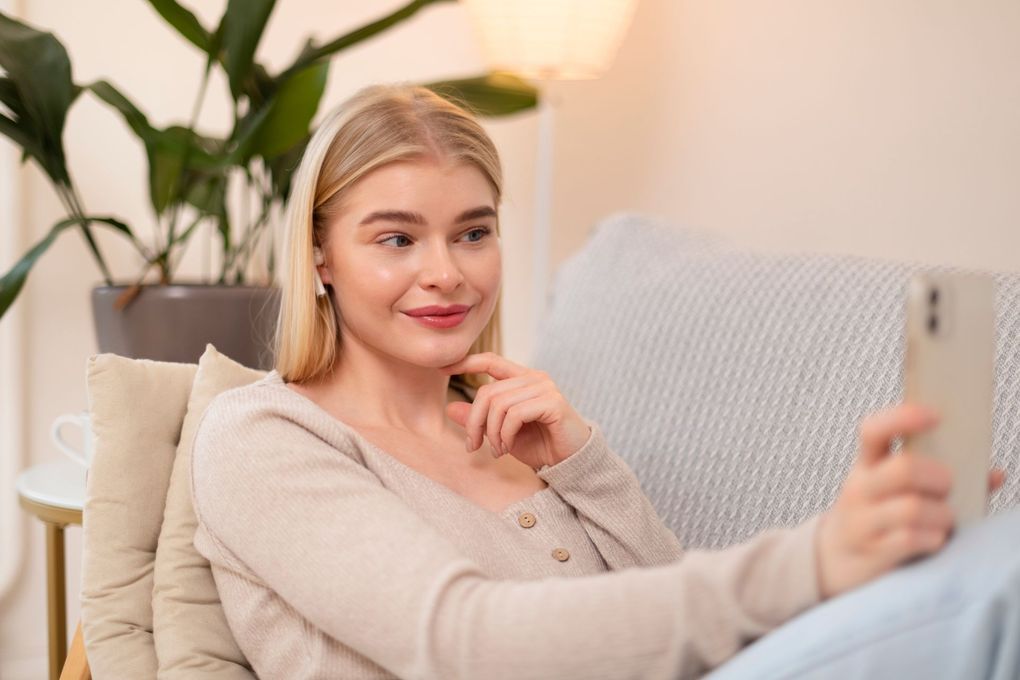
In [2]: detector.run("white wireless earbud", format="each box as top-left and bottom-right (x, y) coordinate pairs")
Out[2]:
(312, 246), (328, 297)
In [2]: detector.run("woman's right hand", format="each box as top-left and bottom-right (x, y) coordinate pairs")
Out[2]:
(815, 403), (1006, 600)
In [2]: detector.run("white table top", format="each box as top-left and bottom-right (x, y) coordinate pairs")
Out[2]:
(16, 460), (86, 511)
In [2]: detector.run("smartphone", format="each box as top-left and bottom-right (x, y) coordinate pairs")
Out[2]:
(903, 272), (995, 528)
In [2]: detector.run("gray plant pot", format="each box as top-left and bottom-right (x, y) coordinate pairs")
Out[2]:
(91, 284), (281, 370)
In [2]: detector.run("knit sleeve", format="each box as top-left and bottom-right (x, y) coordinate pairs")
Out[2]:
(191, 397), (823, 680)
(537, 419), (686, 569)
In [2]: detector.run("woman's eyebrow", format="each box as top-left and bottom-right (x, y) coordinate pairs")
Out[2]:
(358, 206), (496, 227)
(455, 206), (497, 222)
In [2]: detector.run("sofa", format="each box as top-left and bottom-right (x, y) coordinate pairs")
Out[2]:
(533, 213), (1019, 549)
(73, 212), (1020, 678)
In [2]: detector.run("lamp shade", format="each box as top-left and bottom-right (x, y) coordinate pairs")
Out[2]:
(461, 0), (639, 80)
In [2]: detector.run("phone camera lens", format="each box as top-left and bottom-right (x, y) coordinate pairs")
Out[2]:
(929, 288), (939, 305)
(928, 314), (939, 334)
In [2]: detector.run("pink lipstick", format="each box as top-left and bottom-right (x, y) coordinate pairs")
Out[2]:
(403, 304), (471, 329)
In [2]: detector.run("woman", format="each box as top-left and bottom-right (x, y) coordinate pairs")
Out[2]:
(190, 84), (1014, 679)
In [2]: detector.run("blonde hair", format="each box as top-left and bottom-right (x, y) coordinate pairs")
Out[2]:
(273, 83), (503, 392)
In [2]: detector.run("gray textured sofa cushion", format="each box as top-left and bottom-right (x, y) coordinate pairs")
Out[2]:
(533, 213), (1019, 550)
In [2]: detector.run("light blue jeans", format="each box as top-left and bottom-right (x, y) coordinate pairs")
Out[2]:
(706, 505), (1020, 680)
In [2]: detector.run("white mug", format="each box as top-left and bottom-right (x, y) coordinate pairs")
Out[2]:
(51, 410), (94, 468)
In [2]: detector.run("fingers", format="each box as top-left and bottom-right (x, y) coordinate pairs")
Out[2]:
(872, 525), (948, 566)
(873, 464), (1005, 499)
(865, 452), (953, 500)
(857, 403), (940, 467)
(820, 404), (987, 599)
(463, 374), (545, 452)
(440, 352), (531, 381)
(445, 401), (471, 429)
(866, 494), (954, 539)
(500, 395), (559, 453)
(485, 382), (547, 455)
(990, 468), (1007, 493)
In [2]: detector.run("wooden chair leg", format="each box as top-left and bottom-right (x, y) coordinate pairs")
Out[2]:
(59, 620), (91, 680)
(44, 521), (67, 680)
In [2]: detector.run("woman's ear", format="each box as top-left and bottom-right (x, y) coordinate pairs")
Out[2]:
(313, 247), (333, 285)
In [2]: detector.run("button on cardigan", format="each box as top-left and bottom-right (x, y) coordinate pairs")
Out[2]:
(190, 370), (822, 679)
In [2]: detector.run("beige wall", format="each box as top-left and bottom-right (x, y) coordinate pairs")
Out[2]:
(549, 0), (1020, 272)
(3, 0), (1019, 676)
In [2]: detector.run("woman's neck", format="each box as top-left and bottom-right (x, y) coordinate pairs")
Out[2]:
(310, 349), (460, 439)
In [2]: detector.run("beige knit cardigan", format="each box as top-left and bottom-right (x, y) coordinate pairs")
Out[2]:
(190, 370), (821, 679)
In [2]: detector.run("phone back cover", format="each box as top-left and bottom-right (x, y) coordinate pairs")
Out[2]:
(903, 272), (995, 527)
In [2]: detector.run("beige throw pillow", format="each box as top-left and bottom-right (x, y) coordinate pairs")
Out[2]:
(152, 344), (266, 678)
(81, 354), (198, 679)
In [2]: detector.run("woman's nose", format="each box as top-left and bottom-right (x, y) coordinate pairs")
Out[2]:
(419, 244), (464, 291)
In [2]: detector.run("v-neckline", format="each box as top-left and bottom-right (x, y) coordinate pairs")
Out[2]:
(268, 372), (555, 519)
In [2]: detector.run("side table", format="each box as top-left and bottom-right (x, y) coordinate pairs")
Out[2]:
(16, 460), (86, 680)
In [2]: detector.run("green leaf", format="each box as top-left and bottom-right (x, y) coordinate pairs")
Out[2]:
(166, 170), (227, 262)
(243, 60), (328, 161)
(90, 215), (135, 240)
(148, 126), (223, 214)
(143, 0), (210, 52)
(215, 209), (231, 282)
(0, 111), (43, 161)
(248, 63), (276, 105)
(0, 215), (132, 322)
(87, 79), (156, 141)
(425, 72), (539, 117)
(267, 134), (308, 201)
(232, 0), (449, 168)
(0, 11), (78, 184)
(89, 80), (229, 216)
(0, 77), (26, 118)
(277, 0), (453, 82)
(202, 19), (224, 77)
(181, 171), (227, 223)
(175, 213), (205, 243)
(0, 78), (41, 164)
(89, 80), (173, 213)
(149, 132), (191, 214)
(219, 0), (276, 101)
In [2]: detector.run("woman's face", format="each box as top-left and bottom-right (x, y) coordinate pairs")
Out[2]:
(317, 156), (502, 370)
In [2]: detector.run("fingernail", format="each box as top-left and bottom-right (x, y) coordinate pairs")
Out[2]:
(465, 436), (472, 451)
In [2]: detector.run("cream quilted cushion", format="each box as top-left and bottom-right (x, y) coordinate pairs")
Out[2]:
(153, 344), (266, 677)
(81, 354), (198, 678)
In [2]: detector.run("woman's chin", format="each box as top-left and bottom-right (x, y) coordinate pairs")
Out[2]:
(410, 340), (478, 369)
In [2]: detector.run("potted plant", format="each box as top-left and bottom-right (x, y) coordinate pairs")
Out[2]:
(0, 0), (536, 369)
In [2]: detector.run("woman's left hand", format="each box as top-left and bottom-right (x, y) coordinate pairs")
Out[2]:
(816, 403), (1007, 600)
(440, 352), (591, 471)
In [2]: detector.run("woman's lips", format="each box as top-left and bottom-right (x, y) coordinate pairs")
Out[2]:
(403, 307), (471, 329)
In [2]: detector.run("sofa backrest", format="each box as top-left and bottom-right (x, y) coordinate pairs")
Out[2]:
(533, 213), (1020, 550)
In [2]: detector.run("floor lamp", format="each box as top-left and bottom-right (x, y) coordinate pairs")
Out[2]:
(461, 0), (640, 347)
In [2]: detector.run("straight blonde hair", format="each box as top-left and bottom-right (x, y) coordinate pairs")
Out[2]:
(273, 84), (503, 393)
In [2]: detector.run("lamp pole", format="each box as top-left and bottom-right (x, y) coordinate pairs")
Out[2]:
(532, 83), (559, 347)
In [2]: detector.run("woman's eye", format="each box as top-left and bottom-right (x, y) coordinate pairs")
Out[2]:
(379, 234), (412, 248)
(462, 227), (491, 243)
(378, 227), (490, 248)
